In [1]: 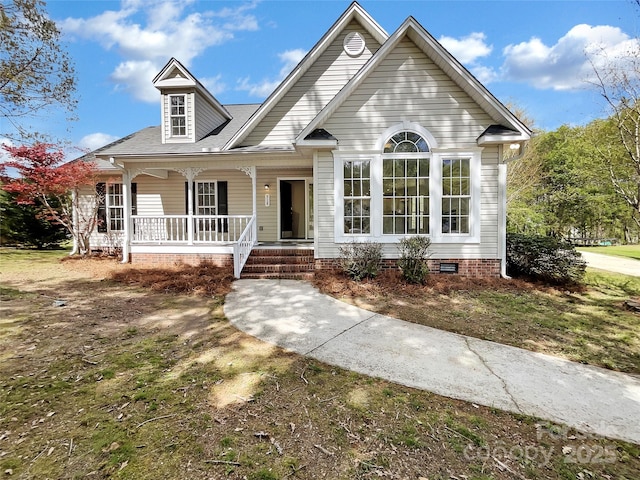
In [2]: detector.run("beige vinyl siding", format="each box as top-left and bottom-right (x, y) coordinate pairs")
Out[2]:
(323, 37), (494, 151)
(194, 92), (228, 141)
(314, 35), (503, 259)
(243, 21), (381, 146)
(315, 151), (336, 257)
(315, 148), (500, 259)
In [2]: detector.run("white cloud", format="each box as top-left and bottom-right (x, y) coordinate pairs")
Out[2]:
(237, 48), (307, 98)
(0, 138), (15, 163)
(502, 24), (638, 90)
(200, 75), (227, 97)
(439, 32), (492, 64)
(59, 0), (259, 102)
(439, 32), (497, 84)
(110, 60), (160, 102)
(78, 133), (120, 152)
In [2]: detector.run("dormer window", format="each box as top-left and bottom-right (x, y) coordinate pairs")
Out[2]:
(170, 95), (186, 136)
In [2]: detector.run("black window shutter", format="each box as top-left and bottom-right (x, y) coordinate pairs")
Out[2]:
(131, 183), (137, 215)
(217, 181), (228, 232)
(96, 182), (106, 233)
(217, 181), (228, 214)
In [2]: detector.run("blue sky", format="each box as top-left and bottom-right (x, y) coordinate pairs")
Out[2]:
(12, 0), (640, 152)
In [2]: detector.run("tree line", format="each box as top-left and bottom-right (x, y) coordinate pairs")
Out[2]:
(507, 115), (639, 244)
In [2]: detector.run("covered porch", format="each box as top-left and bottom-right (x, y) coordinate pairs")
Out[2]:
(106, 161), (314, 278)
(118, 165), (259, 278)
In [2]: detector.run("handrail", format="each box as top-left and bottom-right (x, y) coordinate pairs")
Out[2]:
(131, 215), (252, 244)
(233, 215), (256, 278)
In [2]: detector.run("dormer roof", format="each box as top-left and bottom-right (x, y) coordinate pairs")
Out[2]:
(154, 57), (232, 121)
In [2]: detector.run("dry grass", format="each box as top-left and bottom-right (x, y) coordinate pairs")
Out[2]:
(1, 250), (639, 479)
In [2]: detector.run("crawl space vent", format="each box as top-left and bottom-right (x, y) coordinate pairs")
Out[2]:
(343, 32), (365, 57)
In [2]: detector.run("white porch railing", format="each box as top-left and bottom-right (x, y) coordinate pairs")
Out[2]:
(233, 215), (256, 278)
(132, 215), (253, 244)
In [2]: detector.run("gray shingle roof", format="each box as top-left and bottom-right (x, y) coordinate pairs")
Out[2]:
(93, 104), (261, 158)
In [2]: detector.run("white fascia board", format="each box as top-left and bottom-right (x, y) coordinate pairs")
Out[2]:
(477, 134), (530, 146)
(223, 2), (388, 151)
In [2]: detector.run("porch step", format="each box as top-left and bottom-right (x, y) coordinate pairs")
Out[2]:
(240, 248), (315, 280)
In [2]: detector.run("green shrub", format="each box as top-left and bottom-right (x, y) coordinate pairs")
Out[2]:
(339, 241), (383, 281)
(506, 233), (586, 285)
(397, 236), (431, 284)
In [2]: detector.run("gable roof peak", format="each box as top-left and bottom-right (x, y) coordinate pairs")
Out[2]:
(297, 13), (531, 143)
(223, 1), (388, 150)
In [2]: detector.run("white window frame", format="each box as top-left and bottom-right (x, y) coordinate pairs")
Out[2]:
(195, 181), (217, 215)
(334, 123), (482, 244)
(431, 150), (481, 243)
(169, 94), (187, 138)
(107, 183), (124, 231)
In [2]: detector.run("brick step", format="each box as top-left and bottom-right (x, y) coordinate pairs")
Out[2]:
(245, 255), (314, 265)
(250, 248), (314, 256)
(242, 263), (314, 274)
(240, 248), (315, 279)
(241, 272), (315, 281)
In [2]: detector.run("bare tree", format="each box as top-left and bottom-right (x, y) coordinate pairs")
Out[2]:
(0, 0), (77, 142)
(589, 43), (640, 229)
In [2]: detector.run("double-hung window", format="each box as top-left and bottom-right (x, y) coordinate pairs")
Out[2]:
(335, 125), (479, 243)
(97, 183), (136, 233)
(196, 182), (217, 215)
(441, 158), (471, 234)
(170, 95), (186, 137)
(343, 160), (371, 234)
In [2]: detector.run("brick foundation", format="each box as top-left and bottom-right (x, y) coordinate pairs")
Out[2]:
(129, 253), (501, 278)
(315, 258), (501, 278)
(130, 253), (233, 268)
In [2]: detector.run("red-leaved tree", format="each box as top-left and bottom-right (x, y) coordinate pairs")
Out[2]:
(0, 143), (100, 255)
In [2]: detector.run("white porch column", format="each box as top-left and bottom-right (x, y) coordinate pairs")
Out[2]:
(186, 170), (194, 245)
(237, 165), (257, 238)
(251, 166), (257, 239)
(498, 151), (509, 278)
(121, 170), (132, 263)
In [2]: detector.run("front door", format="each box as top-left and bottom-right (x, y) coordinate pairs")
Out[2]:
(279, 178), (313, 240)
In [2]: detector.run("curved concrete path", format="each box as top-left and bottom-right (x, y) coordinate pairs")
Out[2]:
(225, 279), (640, 445)
(580, 251), (640, 277)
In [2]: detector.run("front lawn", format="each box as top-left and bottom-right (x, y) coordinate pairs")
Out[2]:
(578, 244), (640, 261)
(1, 250), (638, 479)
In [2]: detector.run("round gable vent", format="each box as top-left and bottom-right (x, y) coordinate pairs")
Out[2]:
(343, 31), (365, 57)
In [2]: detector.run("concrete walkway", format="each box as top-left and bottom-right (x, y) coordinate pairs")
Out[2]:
(225, 279), (640, 445)
(580, 251), (640, 277)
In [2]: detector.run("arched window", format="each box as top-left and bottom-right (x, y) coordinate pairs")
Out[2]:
(382, 131), (430, 235)
(383, 131), (429, 153)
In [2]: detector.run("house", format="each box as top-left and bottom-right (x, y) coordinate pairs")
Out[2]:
(78, 2), (531, 279)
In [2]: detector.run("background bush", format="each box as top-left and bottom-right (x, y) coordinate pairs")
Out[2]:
(506, 233), (586, 284)
(398, 236), (431, 284)
(339, 241), (383, 281)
